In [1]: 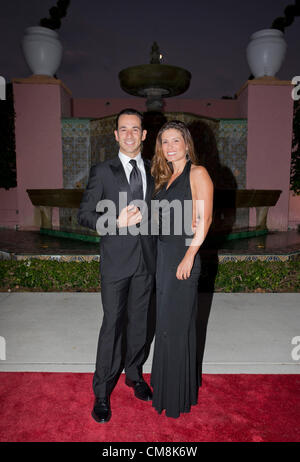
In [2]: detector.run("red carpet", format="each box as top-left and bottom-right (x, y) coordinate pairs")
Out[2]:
(0, 372), (299, 442)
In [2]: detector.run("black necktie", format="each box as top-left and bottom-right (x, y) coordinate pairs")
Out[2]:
(129, 159), (143, 201)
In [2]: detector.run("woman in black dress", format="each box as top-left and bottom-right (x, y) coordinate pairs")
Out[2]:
(150, 121), (214, 418)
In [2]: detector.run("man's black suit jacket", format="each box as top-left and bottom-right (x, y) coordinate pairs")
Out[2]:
(77, 156), (156, 281)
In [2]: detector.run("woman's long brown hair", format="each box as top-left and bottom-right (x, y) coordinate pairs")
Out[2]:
(151, 120), (198, 194)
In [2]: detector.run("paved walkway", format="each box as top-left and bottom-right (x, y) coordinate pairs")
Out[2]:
(0, 292), (299, 374)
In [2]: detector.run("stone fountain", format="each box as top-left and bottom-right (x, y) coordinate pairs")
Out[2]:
(119, 42), (191, 111)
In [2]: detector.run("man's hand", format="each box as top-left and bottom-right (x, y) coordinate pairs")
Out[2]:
(117, 205), (142, 228)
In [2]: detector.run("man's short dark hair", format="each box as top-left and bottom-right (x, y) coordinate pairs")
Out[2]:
(115, 108), (144, 130)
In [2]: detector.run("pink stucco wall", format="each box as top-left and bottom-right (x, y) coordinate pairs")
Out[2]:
(289, 190), (300, 229)
(237, 85), (248, 119)
(0, 82), (72, 230)
(60, 85), (72, 117)
(244, 83), (294, 231)
(0, 187), (18, 227)
(13, 83), (65, 229)
(72, 97), (241, 119)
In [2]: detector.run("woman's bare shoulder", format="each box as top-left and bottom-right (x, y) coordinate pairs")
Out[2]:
(190, 164), (210, 179)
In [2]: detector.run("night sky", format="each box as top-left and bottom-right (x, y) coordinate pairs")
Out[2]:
(1, 0), (299, 99)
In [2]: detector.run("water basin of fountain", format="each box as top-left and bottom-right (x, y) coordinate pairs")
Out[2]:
(119, 42), (191, 111)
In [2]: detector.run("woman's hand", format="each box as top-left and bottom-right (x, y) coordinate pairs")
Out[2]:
(176, 254), (195, 280)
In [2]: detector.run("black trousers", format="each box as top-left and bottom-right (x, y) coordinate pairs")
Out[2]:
(93, 251), (154, 398)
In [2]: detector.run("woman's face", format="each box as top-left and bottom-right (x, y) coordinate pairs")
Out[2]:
(161, 128), (187, 163)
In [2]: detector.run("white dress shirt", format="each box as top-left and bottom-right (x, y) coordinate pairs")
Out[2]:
(118, 151), (147, 200)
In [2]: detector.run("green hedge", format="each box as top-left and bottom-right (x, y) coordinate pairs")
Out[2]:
(0, 260), (100, 292)
(0, 259), (299, 292)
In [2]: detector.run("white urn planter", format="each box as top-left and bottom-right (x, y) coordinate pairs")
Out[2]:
(246, 29), (287, 78)
(22, 26), (63, 77)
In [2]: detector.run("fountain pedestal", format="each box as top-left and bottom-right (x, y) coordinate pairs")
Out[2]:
(143, 88), (168, 111)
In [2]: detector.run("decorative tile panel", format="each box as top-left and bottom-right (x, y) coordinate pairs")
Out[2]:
(60, 113), (249, 234)
(217, 119), (248, 190)
(61, 118), (92, 234)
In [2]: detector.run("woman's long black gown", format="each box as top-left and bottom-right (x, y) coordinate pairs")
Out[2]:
(151, 160), (201, 418)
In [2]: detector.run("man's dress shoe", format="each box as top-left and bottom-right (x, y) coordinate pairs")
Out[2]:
(91, 397), (111, 423)
(125, 377), (153, 401)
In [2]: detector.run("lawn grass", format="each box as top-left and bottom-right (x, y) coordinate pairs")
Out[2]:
(0, 258), (299, 292)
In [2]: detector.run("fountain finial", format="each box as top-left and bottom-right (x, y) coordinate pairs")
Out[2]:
(150, 42), (161, 64)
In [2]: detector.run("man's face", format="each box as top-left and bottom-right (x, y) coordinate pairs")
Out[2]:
(114, 114), (147, 157)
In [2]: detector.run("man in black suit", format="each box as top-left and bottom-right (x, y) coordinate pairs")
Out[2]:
(77, 108), (156, 423)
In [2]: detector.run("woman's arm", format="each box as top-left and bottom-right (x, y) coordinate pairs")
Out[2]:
(176, 165), (214, 280)
(188, 165), (214, 253)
